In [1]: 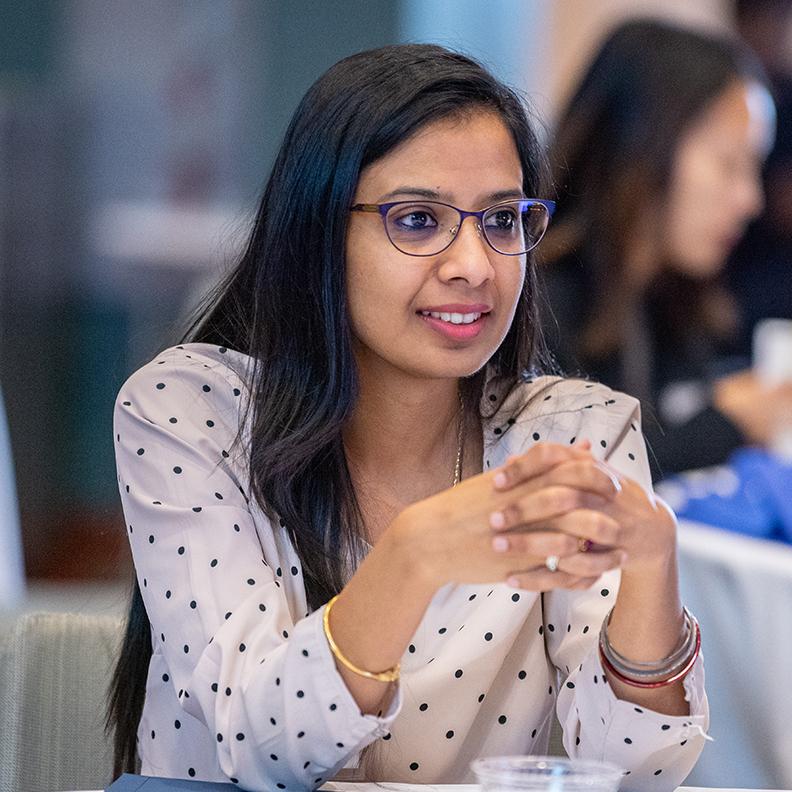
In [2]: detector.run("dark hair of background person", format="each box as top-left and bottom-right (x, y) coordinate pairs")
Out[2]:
(540, 18), (767, 364)
(106, 43), (551, 777)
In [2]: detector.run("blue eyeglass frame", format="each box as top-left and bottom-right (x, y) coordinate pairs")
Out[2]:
(349, 198), (557, 257)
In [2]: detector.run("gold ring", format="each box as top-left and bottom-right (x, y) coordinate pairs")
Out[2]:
(578, 538), (592, 553)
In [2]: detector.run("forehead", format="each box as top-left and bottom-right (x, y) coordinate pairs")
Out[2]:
(690, 79), (775, 155)
(356, 111), (524, 201)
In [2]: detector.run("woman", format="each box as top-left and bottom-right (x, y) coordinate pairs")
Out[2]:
(108, 44), (708, 790)
(540, 19), (786, 480)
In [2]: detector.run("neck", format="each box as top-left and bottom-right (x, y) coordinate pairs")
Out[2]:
(343, 356), (462, 486)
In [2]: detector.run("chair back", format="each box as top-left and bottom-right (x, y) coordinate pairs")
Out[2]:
(0, 611), (123, 792)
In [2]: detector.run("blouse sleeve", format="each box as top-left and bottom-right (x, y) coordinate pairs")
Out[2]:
(537, 383), (709, 791)
(114, 347), (400, 790)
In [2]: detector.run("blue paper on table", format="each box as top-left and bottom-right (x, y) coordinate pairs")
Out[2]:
(106, 773), (238, 791)
(658, 448), (792, 542)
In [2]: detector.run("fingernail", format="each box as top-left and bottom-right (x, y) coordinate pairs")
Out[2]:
(507, 576), (521, 588)
(492, 536), (509, 552)
(489, 511), (506, 529)
(493, 472), (508, 488)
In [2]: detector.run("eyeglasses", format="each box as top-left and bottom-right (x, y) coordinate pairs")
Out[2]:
(350, 198), (556, 257)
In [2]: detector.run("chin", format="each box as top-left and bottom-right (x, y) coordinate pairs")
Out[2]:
(670, 251), (725, 280)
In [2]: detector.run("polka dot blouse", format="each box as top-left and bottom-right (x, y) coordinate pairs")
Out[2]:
(114, 344), (709, 791)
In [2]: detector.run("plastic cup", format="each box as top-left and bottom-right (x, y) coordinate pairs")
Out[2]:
(471, 756), (625, 792)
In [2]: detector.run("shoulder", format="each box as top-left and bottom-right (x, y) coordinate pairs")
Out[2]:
(489, 375), (644, 458)
(117, 343), (252, 409)
(114, 344), (255, 453)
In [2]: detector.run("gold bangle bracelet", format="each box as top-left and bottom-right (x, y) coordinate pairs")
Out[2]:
(323, 595), (401, 683)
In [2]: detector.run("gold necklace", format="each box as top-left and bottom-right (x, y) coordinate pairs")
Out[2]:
(452, 390), (464, 488)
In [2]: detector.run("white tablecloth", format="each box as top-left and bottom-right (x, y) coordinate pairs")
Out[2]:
(678, 521), (792, 789)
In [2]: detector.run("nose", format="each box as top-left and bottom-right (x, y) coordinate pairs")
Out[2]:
(436, 215), (495, 287)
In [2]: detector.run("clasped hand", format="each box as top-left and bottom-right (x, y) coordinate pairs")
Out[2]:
(397, 441), (677, 592)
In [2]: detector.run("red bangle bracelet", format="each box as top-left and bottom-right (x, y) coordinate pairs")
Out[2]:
(598, 620), (701, 689)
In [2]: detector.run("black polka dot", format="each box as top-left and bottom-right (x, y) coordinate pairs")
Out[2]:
(259, 603), (266, 612)
(298, 731), (305, 738)
(600, 440), (607, 448)
(239, 643), (246, 652)
(624, 737), (632, 744)
(236, 733), (245, 741)
(329, 703), (337, 711)
(532, 432), (540, 441)
(211, 682), (218, 692)
(192, 506), (202, 513)
(661, 724), (670, 730)
(216, 733), (223, 742)
(489, 393), (497, 401)
(478, 693), (485, 702)
(634, 707), (644, 713)
(408, 644), (416, 653)
(151, 730), (155, 739)
(169, 416), (177, 424)
(247, 578), (255, 585)
(282, 630), (289, 639)
(137, 448), (145, 456)
(234, 523), (240, 532)
(206, 419), (215, 428)
(518, 670), (527, 680)
(576, 737), (580, 746)
(583, 625), (589, 633)
(210, 559), (218, 567)
(547, 624), (554, 632)
(162, 673), (169, 682)
(498, 715), (507, 724)
(190, 600), (196, 609)
(566, 681), (575, 689)
(296, 690), (304, 698)
(409, 762), (419, 771)
(156, 383), (166, 390)
(531, 728), (537, 738)
(628, 452), (636, 460)
(148, 535), (155, 544)
(188, 769), (195, 777)
(454, 669), (463, 678)
(601, 588), (610, 597)
(511, 592), (520, 602)
(174, 720), (181, 729)
(446, 730), (454, 738)
(484, 632), (493, 641)
(419, 702), (429, 711)
(654, 770), (662, 776)
(183, 644), (189, 653)
(202, 385), (211, 392)
(438, 627), (447, 634)
(224, 611), (232, 620)
(302, 649), (309, 657)
(177, 546), (185, 555)
(165, 590), (171, 599)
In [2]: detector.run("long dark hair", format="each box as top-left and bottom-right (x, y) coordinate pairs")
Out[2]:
(541, 19), (766, 359)
(107, 43), (549, 777)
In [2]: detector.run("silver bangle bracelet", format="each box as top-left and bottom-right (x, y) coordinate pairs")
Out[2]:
(599, 607), (698, 681)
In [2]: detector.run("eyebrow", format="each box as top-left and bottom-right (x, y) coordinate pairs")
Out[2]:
(377, 186), (526, 203)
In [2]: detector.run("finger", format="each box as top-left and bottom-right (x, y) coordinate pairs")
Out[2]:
(493, 443), (592, 490)
(557, 549), (625, 578)
(491, 530), (579, 559)
(542, 459), (621, 500)
(505, 568), (586, 591)
(546, 509), (623, 547)
(490, 486), (609, 532)
(567, 575), (600, 590)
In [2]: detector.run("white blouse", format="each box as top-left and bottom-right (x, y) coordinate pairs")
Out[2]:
(114, 343), (709, 791)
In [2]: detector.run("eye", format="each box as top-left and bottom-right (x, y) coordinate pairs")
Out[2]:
(392, 207), (438, 230)
(485, 208), (518, 231)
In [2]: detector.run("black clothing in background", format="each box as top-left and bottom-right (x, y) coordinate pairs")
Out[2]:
(539, 253), (744, 481)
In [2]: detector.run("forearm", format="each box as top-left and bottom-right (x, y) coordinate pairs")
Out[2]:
(326, 518), (437, 714)
(604, 550), (689, 715)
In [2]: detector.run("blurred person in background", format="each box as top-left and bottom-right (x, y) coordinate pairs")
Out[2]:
(540, 19), (786, 480)
(726, 0), (792, 355)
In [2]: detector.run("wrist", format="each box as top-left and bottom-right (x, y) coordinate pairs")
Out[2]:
(384, 509), (441, 597)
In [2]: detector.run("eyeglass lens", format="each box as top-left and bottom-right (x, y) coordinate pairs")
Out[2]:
(384, 201), (549, 256)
